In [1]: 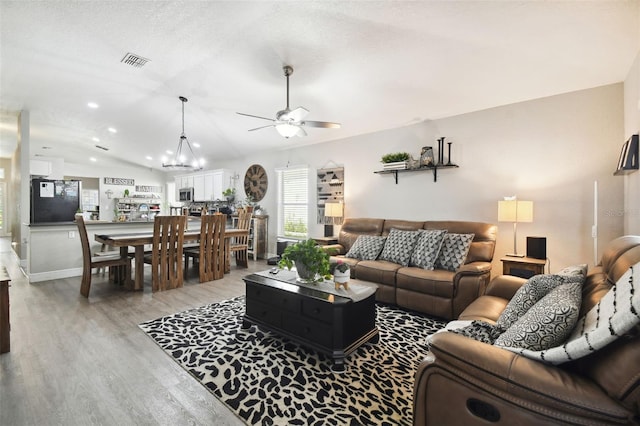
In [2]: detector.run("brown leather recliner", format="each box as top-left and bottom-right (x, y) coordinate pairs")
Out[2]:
(413, 235), (640, 425)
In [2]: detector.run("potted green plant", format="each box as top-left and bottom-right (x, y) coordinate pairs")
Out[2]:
(222, 188), (236, 203)
(381, 152), (411, 170)
(381, 152), (410, 163)
(278, 239), (331, 283)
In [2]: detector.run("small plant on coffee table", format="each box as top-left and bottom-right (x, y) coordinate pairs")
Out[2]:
(279, 239), (331, 282)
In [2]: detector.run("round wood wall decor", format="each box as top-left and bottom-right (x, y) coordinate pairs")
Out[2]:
(244, 164), (268, 202)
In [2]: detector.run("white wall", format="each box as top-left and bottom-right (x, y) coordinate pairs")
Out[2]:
(623, 50), (640, 235)
(215, 84), (625, 272)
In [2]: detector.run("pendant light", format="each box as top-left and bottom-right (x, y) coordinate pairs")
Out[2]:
(162, 96), (204, 170)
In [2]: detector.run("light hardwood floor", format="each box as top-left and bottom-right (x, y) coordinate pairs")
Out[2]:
(0, 237), (266, 425)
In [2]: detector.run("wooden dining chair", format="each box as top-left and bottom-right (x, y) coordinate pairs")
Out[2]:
(143, 215), (186, 292)
(76, 215), (132, 297)
(229, 211), (252, 269)
(183, 213), (226, 282)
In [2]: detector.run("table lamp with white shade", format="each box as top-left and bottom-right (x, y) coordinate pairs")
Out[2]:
(498, 197), (533, 257)
(324, 202), (343, 237)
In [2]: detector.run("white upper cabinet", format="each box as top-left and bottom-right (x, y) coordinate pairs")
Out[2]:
(175, 169), (232, 201)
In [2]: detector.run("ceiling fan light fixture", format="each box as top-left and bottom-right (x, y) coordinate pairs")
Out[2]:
(162, 96), (204, 171)
(275, 123), (301, 138)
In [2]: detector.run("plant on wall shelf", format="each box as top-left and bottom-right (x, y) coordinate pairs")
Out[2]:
(381, 152), (410, 163)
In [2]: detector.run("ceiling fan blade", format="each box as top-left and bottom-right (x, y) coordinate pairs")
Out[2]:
(248, 124), (274, 132)
(237, 112), (275, 122)
(301, 120), (341, 129)
(286, 106), (309, 122)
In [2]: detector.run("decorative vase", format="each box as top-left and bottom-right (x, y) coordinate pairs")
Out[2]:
(333, 268), (350, 290)
(294, 261), (316, 283)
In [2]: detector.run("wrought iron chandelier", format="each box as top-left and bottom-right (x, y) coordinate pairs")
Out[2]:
(162, 96), (204, 170)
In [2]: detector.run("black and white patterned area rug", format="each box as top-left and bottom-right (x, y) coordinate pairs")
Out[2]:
(139, 296), (445, 426)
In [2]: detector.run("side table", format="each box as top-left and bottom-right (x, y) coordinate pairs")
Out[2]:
(501, 256), (546, 279)
(313, 237), (338, 246)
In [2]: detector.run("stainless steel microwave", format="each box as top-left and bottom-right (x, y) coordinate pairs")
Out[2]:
(179, 187), (193, 202)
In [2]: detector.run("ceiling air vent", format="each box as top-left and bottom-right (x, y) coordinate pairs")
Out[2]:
(95, 145), (109, 151)
(121, 52), (150, 68)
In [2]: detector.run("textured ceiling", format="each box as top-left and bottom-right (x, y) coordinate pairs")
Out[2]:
(1, 1), (638, 170)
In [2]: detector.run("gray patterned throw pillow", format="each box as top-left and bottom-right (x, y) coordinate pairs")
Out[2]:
(378, 228), (420, 267)
(496, 274), (583, 330)
(345, 235), (387, 260)
(434, 233), (474, 272)
(494, 281), (582, 351)
(410, 229), (447, 270)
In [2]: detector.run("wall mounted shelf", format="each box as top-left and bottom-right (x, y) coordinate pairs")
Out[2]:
(374, 164), (459, 183)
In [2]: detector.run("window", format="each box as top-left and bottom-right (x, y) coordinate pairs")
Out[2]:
(277, 166), (308, 238)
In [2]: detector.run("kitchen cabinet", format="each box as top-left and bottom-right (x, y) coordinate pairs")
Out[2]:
(193, 174), (205, 201)
(176, 169), (232, 202)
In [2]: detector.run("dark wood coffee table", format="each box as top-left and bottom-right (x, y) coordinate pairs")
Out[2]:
(242, 271), (379, 371)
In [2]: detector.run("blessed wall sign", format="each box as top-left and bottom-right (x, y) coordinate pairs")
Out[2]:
(104, 177), (135, 186)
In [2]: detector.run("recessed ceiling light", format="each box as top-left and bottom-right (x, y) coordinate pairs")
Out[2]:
(166, 150), (173, 155)
(107, 127), (117, 133)
(92, 137), (100, 142)
(192, 142), (200, 148)
(87, 102), (99, 109)
(145, 156), (153, 160)
(89, 157), (97, 162)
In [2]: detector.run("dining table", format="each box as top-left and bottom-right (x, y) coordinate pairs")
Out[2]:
(95, 228), (249, 291)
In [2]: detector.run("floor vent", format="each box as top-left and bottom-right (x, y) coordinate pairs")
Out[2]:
(121, 52), (150, 68)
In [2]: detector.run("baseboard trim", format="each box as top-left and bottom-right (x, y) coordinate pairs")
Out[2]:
(29, 267), (82, 283)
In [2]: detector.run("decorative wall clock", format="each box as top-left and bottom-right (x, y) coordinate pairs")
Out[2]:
(244, 164), (268, 202)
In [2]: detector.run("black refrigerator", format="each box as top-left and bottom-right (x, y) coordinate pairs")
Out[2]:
(30, 179), (81, 223)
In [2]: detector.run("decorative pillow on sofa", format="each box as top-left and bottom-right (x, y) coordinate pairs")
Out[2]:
(449, 320), (503, 344)
(345, 235), (387, 260)
(501, 260), (640, 364)
(496, 274), (584, 330)
(378, 228), (421, 267)
(557, 263), (588, 277)
(434, 233), (474, 272)
(494, 280), (582, 351)
(409, 229), (447, 270)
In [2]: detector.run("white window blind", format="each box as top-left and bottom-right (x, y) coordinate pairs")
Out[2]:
(277, 166), (308, 238)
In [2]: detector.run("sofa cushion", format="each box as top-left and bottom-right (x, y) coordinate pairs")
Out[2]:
(345, 235), (387, 260)
(496, 274), (583, 330)
(396, 267), (455, 298)
(355, 259), (402, 286)
(494, 280), (582, 351)
(337, 218), (385, 253)
(379, 228), (420, 267)
(435, 233), (474, 272)
(409, 229), (447, 270)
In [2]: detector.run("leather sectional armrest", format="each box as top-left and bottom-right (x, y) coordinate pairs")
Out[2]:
(455, 261), (492, 276)
(427, 333), (628, 420)
(321, 244), (345, 255)
(484, 274), (527, 299)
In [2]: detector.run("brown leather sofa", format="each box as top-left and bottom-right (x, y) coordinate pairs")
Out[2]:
(413, 235), (640, 425)
(326, 218), (497, 320)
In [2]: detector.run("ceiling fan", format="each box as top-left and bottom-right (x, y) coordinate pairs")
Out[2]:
(237, 65), (341, 138)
